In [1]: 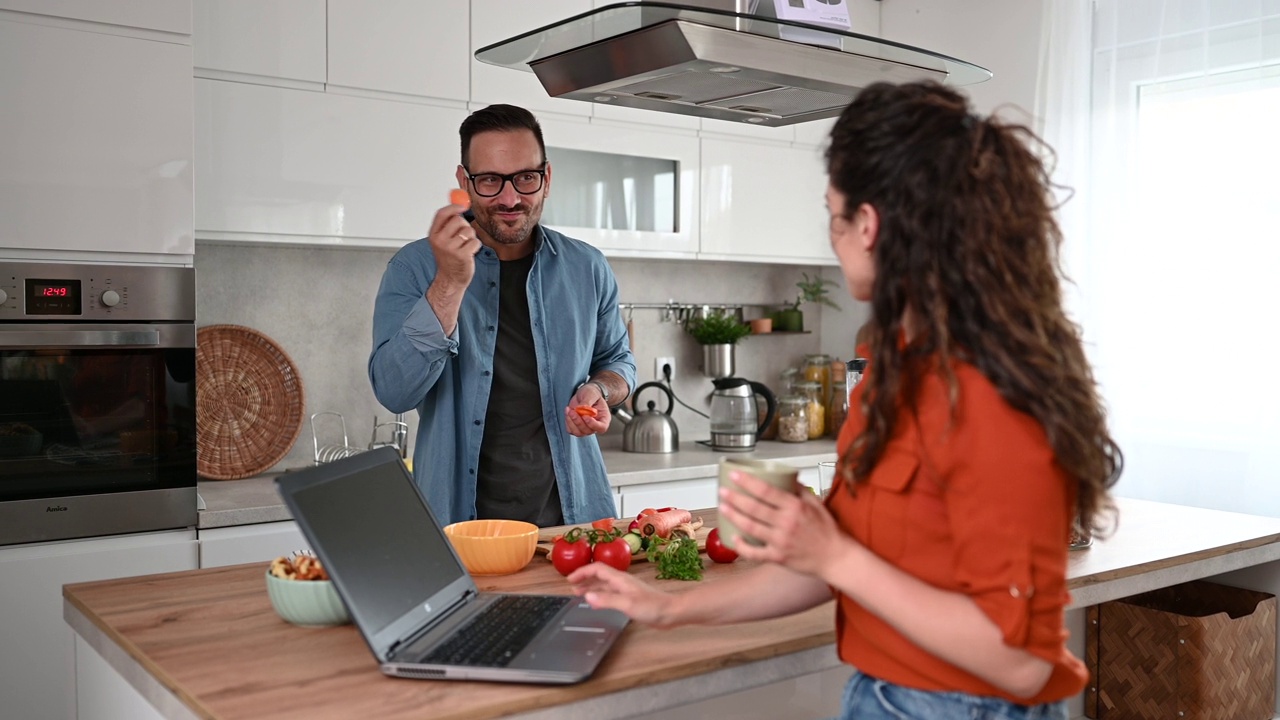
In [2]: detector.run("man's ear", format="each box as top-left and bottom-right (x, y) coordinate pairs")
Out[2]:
(455, 165), (468, 190)
(542, 161), (551, 199)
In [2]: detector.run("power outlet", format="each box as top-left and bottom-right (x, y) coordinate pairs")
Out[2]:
(655, 356), (675, 382)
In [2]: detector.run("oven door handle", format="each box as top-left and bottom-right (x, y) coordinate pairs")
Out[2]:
(0, 330), (161, 347)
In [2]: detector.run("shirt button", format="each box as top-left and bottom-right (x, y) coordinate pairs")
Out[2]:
(483, 370), (491, 376)
(473, 419), (482, 426)
(468, 469), (475, 475)
(487, 325), (495, 331)
(489, 281), (496, 288)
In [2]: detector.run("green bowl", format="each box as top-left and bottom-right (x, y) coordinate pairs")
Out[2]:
(264, 571), (351, 627)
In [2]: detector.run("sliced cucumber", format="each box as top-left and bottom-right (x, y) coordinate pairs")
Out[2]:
(622, 531), (644, 555)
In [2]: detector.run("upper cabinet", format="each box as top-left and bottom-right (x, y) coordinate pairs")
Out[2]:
(195, 80), (465, 246)
(192, 0), (325, 84)
(328, 0), (468, 102)
(0, 0), (190, 35)
(539, 117), (699, 257)
(470, 0), (592, 118)
(699, 137), (833, 265)
(0, 18), (193, 257)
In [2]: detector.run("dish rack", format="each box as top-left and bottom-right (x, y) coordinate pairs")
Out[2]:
(310, 411), (409, 465)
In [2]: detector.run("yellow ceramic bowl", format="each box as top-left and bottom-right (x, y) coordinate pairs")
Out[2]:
(443, 519), (539, 576)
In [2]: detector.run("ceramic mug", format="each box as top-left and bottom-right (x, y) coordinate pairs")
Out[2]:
(717, 457), (799, 550)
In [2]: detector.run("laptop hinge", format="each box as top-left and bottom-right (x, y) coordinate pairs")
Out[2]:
(386, 589), (478, 662)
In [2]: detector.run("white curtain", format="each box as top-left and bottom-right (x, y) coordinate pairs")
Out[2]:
(1041, 0), (1280, 515)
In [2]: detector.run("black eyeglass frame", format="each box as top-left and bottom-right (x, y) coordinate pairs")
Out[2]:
(463, 163), (548, 198)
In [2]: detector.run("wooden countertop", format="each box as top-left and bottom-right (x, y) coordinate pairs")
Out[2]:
(65, 498), (1280, 720)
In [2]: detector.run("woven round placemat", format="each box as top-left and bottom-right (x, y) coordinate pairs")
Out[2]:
(196, 324), (306, 480)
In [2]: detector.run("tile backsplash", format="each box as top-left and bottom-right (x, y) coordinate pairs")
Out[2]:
(196, 243), (866, 472)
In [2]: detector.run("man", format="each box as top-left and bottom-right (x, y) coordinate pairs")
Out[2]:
(369, 104), (635, 527)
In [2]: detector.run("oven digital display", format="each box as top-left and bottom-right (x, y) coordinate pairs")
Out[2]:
(25, 278), (82, 315)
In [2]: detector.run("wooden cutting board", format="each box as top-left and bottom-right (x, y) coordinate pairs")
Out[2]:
(535, 510), (717, 561)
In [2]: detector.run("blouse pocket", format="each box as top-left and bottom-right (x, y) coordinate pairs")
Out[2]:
(865, 447), (921, 561)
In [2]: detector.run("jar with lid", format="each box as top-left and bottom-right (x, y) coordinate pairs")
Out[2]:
(794, 380), (825, 439)
(802, 354), (832, 409)
(776, 395), (809, 443)
(828, 375), (848, 438)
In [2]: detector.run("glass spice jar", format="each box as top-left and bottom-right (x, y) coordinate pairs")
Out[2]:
(794, 380), (825, 439)
(802, 354), (832, 406)
(777, 395), (809, 443)
(828, 375), (848, 438)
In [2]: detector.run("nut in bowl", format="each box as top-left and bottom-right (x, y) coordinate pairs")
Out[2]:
(443, 519), (538, 575)
(264, 554), (350, 627)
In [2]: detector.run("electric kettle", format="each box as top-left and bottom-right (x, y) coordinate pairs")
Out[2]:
(613, 382), (679, 453)
(709, 377), (777, 451)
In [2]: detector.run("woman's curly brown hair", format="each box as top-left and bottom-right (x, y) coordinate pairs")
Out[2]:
(826, 82), (1121, 535)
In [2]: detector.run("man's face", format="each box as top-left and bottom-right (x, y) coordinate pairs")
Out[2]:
(457, 129), (549, 248)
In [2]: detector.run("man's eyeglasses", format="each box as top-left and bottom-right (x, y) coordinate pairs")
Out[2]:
(464, 164), (547, 198)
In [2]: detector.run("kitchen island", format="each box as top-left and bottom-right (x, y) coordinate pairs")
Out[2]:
(66, 498), (1280, 720)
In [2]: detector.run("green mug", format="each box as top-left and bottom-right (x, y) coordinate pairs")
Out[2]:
(717, 457), (799, 550)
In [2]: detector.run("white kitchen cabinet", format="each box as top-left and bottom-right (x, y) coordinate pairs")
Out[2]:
(0, 529), (197, 720)
(192, 0), (325, 84)
(198, 521), (309, 568)
(195, 79), (465, 246)
(0, 19), (193, 257)
(0, 0), (190, 35)
(699, 136), (834, 265)
(617, 477), (718, 519)
(539, 116), (700, 257)
(470, 0), (593, 119)
(328, 0), (468, 102)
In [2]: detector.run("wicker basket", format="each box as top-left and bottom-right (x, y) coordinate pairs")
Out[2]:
(1085, 580), (1276, 720)
(195, 325), (306, 480)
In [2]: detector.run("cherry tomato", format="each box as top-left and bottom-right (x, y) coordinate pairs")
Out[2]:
(705, 528), (738, 564)
(591, 537), (633, 572)
(551, 534), (593, 576)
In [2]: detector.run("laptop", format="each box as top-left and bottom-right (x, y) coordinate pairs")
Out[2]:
(275, 445), (629, 684)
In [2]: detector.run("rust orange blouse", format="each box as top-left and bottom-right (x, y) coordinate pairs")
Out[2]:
(824, 355), (1087, 704)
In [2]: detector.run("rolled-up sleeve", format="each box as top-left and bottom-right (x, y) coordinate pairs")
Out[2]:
(589, 260), (636, 394)
(934, 368), (1074, 659)
(369, 252), (457, 413)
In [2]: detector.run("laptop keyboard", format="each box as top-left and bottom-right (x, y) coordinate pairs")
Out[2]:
(423, 595), (572, 667)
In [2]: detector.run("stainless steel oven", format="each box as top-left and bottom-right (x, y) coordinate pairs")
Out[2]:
(0, 262), (196, 545)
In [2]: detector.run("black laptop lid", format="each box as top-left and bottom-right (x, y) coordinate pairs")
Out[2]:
(276, 446), (476, 660)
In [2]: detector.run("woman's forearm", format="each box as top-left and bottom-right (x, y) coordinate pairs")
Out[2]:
(665, 563), (833, 627)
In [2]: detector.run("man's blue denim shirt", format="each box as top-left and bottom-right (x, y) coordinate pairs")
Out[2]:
(369, 225), (636, 526)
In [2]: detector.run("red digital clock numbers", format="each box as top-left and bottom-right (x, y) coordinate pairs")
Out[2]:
(41, 286), (69, 297)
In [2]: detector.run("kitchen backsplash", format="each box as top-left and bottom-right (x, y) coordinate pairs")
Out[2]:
(196, 244), (866, 472)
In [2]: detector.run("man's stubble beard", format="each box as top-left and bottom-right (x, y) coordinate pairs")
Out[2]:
(475, 196), (544, 247)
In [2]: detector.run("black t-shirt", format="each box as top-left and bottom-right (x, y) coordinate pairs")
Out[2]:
(475, 251), (563, 527)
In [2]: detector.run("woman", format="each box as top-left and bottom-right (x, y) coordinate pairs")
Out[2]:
(568, 81), (1121, 718)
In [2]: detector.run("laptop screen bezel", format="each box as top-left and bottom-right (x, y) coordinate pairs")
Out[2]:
(275, 446), (480, 663)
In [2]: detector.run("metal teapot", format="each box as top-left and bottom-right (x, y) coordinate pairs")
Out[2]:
(613, 381), (679, 453)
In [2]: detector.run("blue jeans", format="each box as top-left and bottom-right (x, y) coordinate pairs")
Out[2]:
(834, 670), (1069, 720)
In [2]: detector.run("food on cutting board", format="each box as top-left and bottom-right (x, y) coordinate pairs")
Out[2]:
(269, 554), (329, 581)
(546, 507), (714, 579)
(550, 526), (632, 575)
(705, 528), (738, 564)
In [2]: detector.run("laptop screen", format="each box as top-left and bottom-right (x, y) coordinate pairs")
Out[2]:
(287, 456), (466, 636)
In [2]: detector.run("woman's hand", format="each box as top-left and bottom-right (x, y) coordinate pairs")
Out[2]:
(568, 562), (683, 628)
(719, 471), (851, 580)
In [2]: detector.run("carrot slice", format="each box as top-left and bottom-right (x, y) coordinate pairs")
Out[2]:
(449, 188), (471, 209)
(573, 405), (598, 418)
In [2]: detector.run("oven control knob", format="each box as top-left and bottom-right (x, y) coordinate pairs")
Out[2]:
(0, 289), (7, 305)
(101, 290), (121, 307)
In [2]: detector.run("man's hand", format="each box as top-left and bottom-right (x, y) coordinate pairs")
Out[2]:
(426, 199), (481, 335)
(565, 383), (611, 437)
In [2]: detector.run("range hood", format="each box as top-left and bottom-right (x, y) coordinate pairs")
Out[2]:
(474, 1), (991, 127)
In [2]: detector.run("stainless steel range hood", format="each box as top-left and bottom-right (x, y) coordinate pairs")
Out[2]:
(474, 1), (991, 127)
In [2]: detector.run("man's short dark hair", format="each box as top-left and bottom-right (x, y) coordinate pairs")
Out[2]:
(459, 104), (546, 168)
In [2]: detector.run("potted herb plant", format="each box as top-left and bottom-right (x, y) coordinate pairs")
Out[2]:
(773, 273), (841, 332)
(685, 310), (751, 378)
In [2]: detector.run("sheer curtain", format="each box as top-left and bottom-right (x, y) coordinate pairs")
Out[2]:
(1041, 1), (1280, 515)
